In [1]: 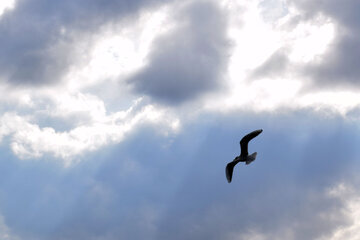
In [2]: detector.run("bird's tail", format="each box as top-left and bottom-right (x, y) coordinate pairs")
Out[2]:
(246, 152), (257, 165)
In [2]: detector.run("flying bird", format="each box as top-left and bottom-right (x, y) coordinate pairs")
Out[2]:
(226, 129), (263, 183)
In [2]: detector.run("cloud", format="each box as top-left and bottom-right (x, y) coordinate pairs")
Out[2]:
(251, 48), (290, 79)
(246, 3), (335, 83)
(320, 183), (360, 240)
(213, 0), (360, 115)
(1, 1), (360, 239)
(306, 33), (360, 88)
(0, 0), (15, 17)
(0, 0), (174, 86)
(0, 100), (179, 164)
(238, 0), (360, 92)
(285, 0), (360, 88)
(128, 0), (231, 105)
(227, 181), (360, 240)
(0, 215), (19, 240)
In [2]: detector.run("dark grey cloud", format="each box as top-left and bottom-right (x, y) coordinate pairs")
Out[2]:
(0, 0), (173, 86)
(306, 33), (360, 88)
(0, 110), (359, 239)
(128, 1), (231, 105)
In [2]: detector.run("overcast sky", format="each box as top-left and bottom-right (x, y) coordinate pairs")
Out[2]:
(1, 0), (360, 239)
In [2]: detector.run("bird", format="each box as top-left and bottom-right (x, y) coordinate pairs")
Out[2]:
(226, 129), (263, 183)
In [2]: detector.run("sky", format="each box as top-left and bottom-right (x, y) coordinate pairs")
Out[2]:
(1, 0), (360, 239)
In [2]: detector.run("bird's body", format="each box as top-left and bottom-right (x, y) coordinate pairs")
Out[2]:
(226, 129), (262, 183)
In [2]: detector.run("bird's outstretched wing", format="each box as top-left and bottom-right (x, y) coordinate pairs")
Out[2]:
(240, 129), (262, 157)
(226, 161), (237, 183)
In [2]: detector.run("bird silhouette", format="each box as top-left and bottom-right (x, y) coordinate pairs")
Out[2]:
(226, 129), (263, 183)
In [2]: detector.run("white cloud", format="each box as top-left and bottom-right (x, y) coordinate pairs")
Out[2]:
(205, 80), (360, 117)
(200, 0), (360, 118)
(45, 92), (107, 123)
(0, 0), (15, 17)
(298, 91), (360, 117)
(227, 0), (282, 74)
(204, 78), (302, 113)
(0, 101), (178, 165)
(286, 17), (335, 63)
